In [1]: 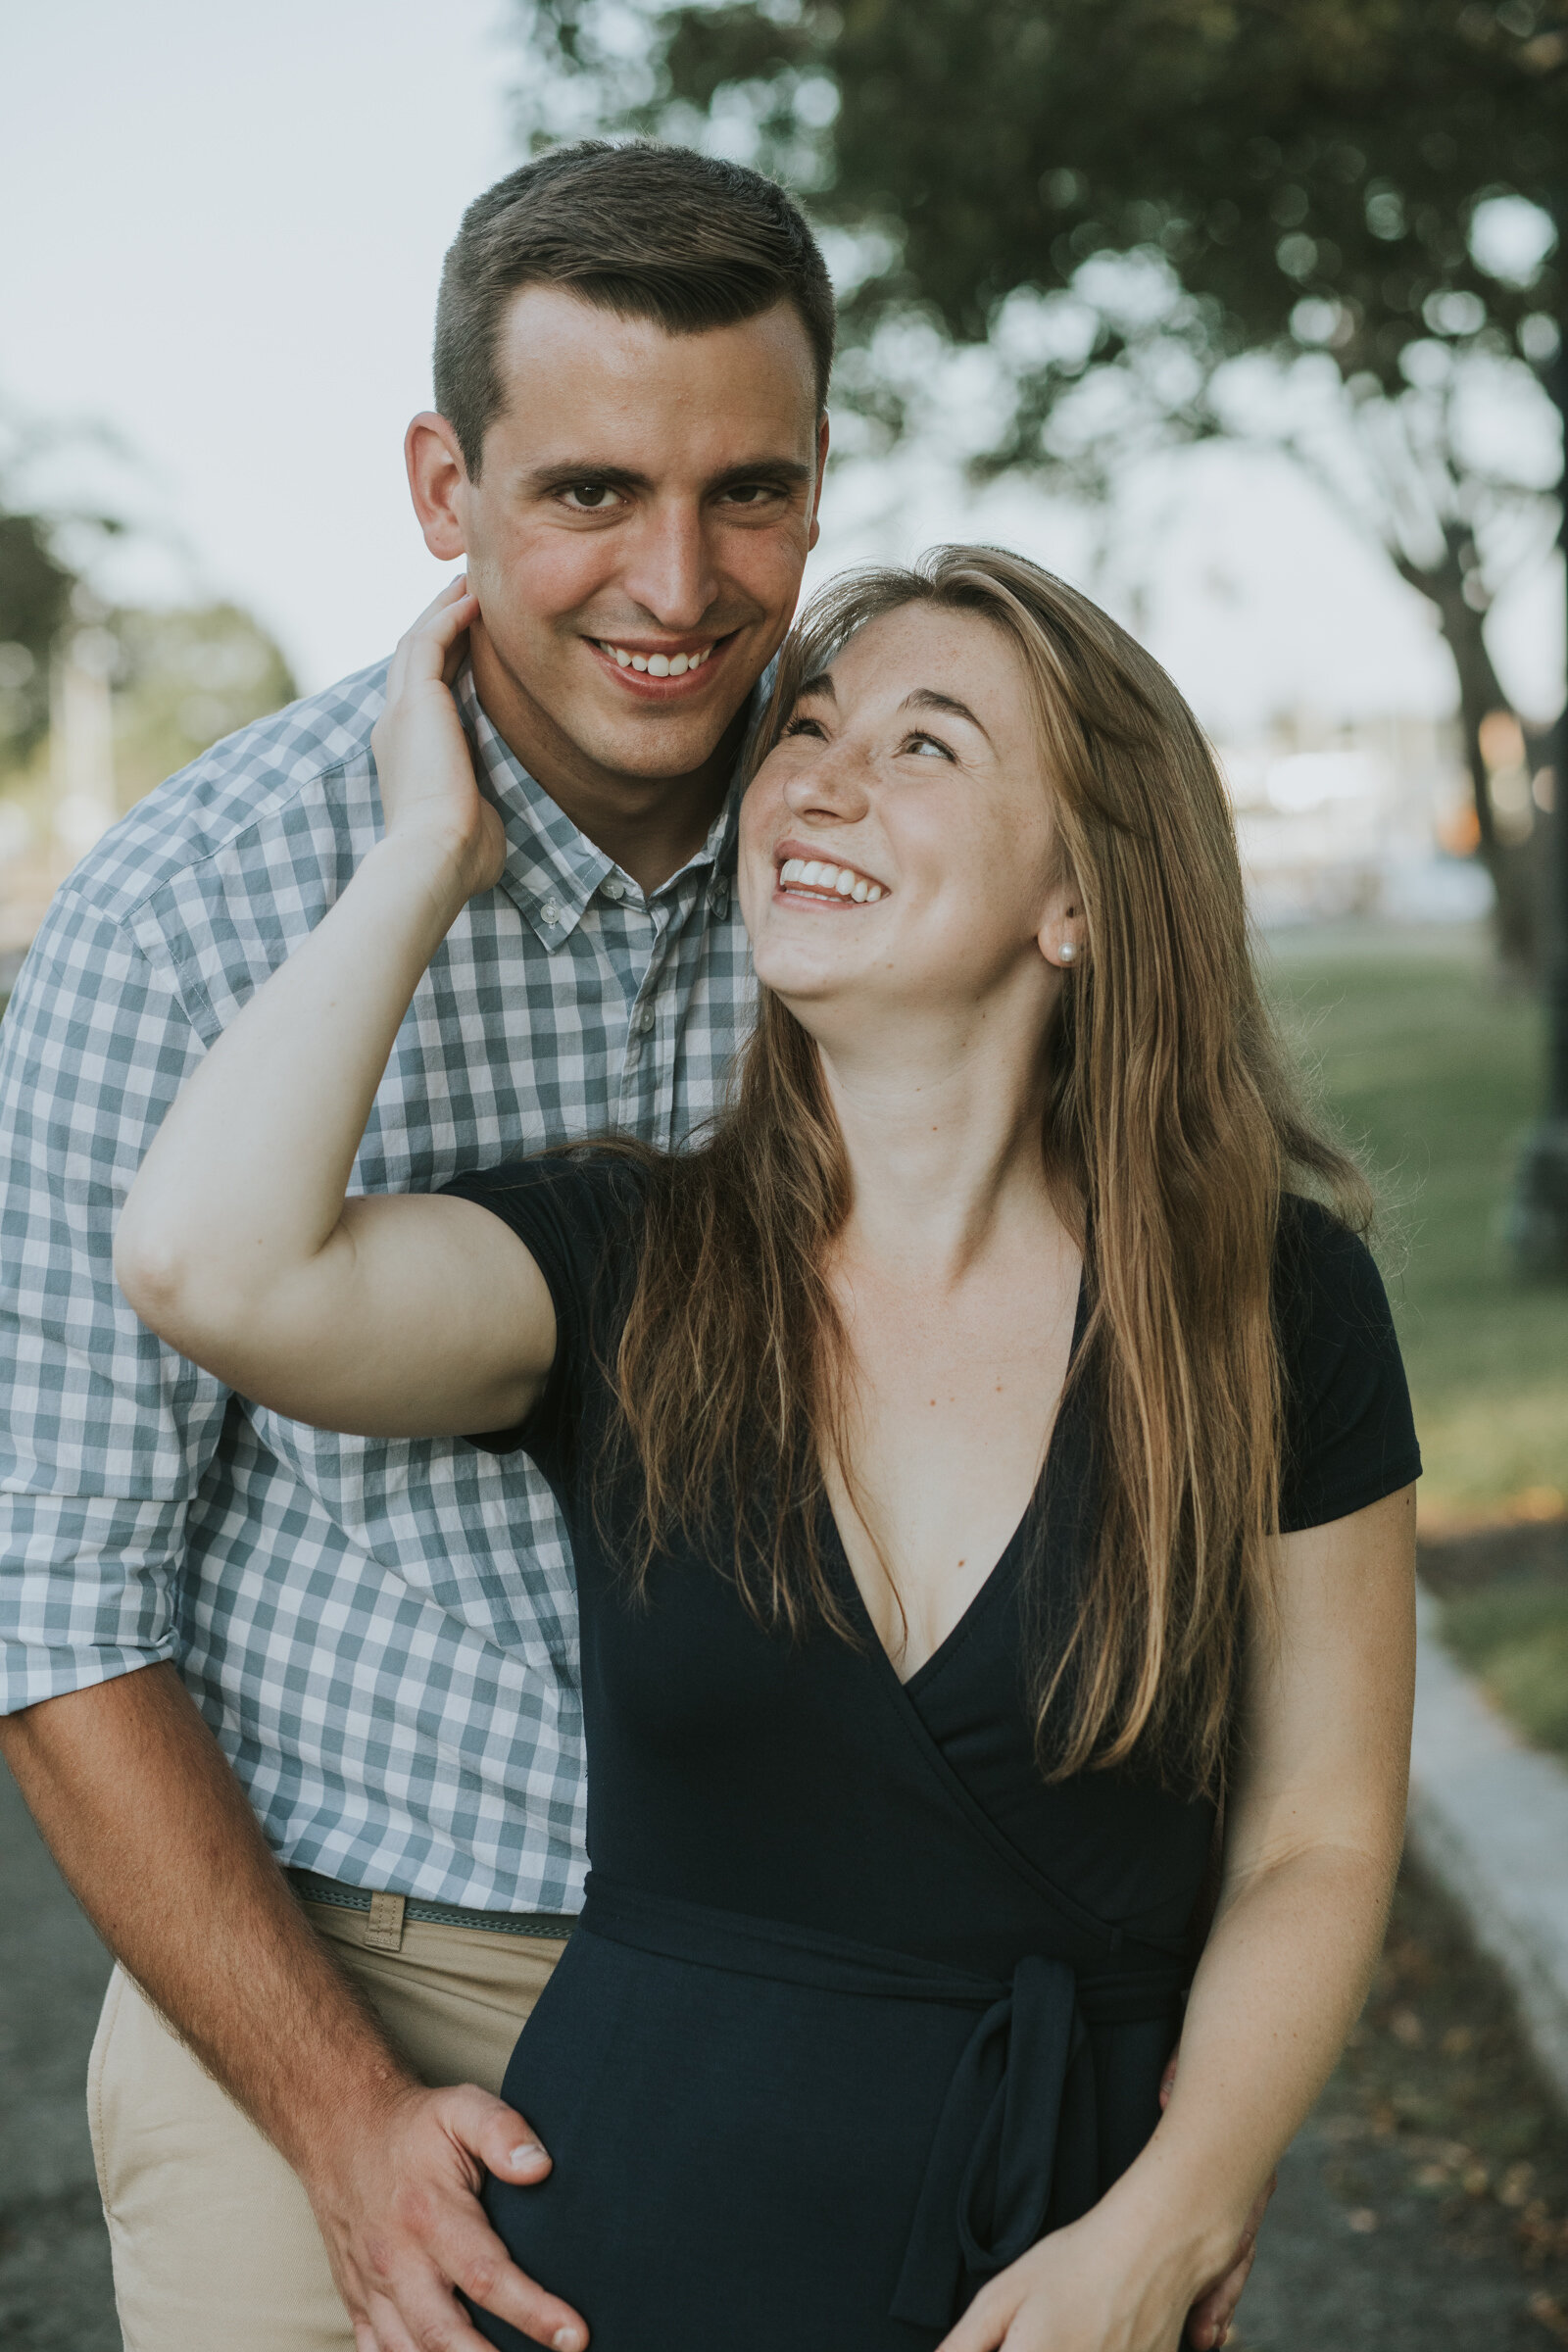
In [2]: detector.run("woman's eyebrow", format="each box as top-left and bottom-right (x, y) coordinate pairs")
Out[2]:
(900, 688), (993, 745)
(796, 670), (836, 702)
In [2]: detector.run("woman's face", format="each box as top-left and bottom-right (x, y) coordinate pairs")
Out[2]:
(739, 602), (1075, 1035)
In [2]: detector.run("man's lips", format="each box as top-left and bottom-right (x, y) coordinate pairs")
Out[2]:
(585, 631), (740, 699)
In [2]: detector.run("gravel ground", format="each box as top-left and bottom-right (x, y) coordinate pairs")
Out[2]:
(5, 1764), (1568, 2349)
(0, 1760), (118, 2352)
(1237, 1856), (1568, 2349)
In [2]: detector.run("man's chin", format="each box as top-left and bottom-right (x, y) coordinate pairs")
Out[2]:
(574, 700), (754, 787)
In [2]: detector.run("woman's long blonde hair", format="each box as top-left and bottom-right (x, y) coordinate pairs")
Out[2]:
(604, 547), (1369, 1793)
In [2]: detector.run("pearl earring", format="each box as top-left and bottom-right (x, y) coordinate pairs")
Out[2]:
(1059, 942), (1077, 964)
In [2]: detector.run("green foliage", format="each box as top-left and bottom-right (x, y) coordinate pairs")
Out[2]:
(514, 0), (1566, 374)
(510, 2), (1566, 966)
(0, 512), (75, 766)
(109, 604), (298, 806)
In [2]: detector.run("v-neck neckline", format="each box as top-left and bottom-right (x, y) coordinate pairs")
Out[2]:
(822, 1267), (1091, 1695)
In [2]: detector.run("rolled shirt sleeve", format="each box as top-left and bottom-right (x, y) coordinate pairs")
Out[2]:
(0, 887), (231, 1712)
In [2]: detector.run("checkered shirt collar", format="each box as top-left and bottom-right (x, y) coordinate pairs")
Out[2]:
(455, 662), (745, 951)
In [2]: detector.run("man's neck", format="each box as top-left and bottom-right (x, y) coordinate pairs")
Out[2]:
(468, 630), (744, 895)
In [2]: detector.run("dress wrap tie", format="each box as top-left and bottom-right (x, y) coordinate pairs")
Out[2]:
(891, 1955), (1099, 2326)
(581, 1877), (1186, 2338)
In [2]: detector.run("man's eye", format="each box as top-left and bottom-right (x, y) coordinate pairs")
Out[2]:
(722, 484), (779, 508)
(560, 483), (622, 512)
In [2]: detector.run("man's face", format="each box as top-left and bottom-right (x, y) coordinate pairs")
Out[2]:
(411, 284), (826, 788)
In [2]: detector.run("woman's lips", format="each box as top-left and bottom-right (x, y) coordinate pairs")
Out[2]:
(774, 855), (885, 906)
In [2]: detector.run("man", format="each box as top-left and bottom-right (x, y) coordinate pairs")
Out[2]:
(0, 140), (1256, 2352)
(0, 142), (828, 2352)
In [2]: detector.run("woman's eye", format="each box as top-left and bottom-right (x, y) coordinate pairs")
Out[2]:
(903, 732), (954, 760)
(783, 715), (827, 742)
(560, 483), (622, 512)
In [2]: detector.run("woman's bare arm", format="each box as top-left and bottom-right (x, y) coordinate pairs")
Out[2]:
(115, 581), (555, 1439)
(938, 1480), (1418, 2351)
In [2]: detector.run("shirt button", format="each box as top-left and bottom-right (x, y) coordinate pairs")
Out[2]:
(539, 898), (562, 928)
(633, 1004), (656, 1036)
(602, 875), (626, 901)
(709, 881), (730, 920)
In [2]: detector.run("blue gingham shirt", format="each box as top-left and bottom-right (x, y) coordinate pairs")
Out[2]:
(0, 660), (756, 1912)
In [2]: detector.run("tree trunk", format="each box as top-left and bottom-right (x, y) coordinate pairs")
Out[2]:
(1408, 541), (1541, 980)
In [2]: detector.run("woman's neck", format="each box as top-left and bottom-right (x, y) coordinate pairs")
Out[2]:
(817, 1004), (1063, 1283)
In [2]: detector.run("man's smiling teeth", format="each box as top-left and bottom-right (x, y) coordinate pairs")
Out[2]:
(778, 858), (884, 904)
(598, 641), (713, 676)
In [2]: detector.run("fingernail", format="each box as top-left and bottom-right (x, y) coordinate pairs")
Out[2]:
(508, 2141), (545, 2166)
(552, 2330), (584, 2352)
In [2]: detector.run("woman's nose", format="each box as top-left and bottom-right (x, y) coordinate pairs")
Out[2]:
(783, 744), (871, 822)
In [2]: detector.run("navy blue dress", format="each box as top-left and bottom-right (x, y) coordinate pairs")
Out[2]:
(444, 1156), (1420, 2352)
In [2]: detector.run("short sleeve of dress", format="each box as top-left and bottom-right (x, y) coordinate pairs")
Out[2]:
(1274, 1194), (1422, 1534)
(437, 1150), (648, 1486)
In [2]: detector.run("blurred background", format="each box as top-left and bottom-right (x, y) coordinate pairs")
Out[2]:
(3, 3), (1568, 2345)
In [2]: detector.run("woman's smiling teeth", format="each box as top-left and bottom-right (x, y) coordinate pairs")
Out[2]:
(598, 641), (714, 676)
(778, 858), (884, 905)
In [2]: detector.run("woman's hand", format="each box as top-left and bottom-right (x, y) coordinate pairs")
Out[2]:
(935, 2206), (1200, 2352)
(370, 576), (507, 899)
(116, 565), (559, 1443)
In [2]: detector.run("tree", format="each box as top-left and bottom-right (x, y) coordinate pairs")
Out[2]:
(512, 0), (1566, 970)
(109, 602), (298, 806)
(514, 0), (1568, 1264)
(0, 508), (76, 772)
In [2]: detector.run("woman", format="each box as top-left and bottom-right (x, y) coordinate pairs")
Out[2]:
(117, 548), (1419, 2352)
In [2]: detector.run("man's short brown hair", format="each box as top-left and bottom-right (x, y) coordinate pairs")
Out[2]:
(434, 142), (837, 476)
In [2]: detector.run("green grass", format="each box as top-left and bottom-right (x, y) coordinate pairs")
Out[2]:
(1439, 1586), (1568, 1762)
(1262, 921), (1568, 1525)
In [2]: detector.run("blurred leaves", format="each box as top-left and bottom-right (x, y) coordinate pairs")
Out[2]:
(0, 402), (297, 808)
(512, 0), (1566, 368)
(107, 604), (297, 805)
(0, 514), (76, 766)
(510, 0), (1568, 965)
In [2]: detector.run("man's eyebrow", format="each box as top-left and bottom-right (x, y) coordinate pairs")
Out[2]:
(708, 458), (813, 494)
(523, 457), (813, 496)
(902, 688), (993, 746)
(525, 462), (652, 494)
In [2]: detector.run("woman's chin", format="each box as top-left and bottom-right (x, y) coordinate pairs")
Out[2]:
(750, 936), (866, 1003)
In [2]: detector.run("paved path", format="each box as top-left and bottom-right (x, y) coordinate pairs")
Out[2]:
(5, 1759), (1568, 2350)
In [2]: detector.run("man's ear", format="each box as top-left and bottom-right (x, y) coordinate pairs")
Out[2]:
(807, 412), (830, 554)
(406, 413), (468, 562)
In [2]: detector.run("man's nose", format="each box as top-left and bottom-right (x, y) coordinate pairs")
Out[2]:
(619, 502), (721, 633)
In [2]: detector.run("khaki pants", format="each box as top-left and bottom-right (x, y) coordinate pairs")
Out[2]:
(87, 1896), (566, 2352)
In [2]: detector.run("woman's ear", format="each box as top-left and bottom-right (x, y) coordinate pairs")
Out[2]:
(1037, 879), (1086, 972)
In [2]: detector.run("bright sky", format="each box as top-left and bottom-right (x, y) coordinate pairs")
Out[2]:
(2, 0), (1561, 733)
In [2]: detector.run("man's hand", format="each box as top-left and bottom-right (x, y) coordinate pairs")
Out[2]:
(304, 2081), (586, 2352)
(1159, 2048), (1275, 2351)
(0, 1670), (585, 2352)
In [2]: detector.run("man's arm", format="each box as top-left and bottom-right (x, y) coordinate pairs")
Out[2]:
(0, 884), (583, 2352)
(0, 1667), (585, 2352)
